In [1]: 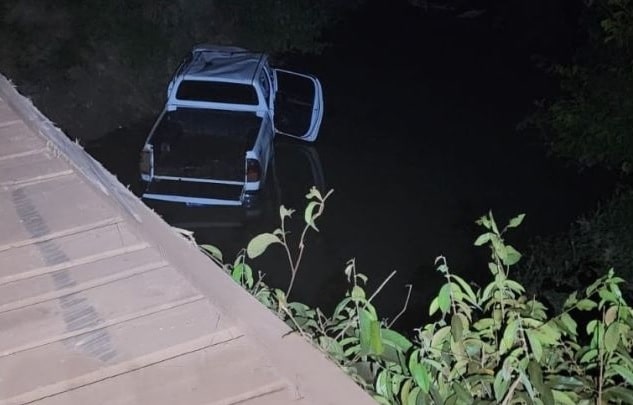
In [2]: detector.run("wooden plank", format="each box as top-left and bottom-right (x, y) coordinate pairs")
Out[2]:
(0, 149), (72, 186)
(0, 174), (118, 247)
(0, 248), (167, 313)
(0, 300), (242, 405)
(0, 121), (46, 158)
(0, 97), (18, 124)
(0, 216), (123, 252)
(0, 148), (47, 162)
(27, 336), (294, 405)
(0, 221), (144, 285)
(0, 267), (202, 357)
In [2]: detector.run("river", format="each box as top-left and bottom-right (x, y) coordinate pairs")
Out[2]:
(86, 1), (614, 331)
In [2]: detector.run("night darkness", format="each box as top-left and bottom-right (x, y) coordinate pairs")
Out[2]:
(0, 0), (629, 332)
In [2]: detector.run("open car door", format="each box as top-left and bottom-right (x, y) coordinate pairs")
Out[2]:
(273, 69), (324, 142)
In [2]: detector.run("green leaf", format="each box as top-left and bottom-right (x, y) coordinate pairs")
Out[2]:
(502, 245), (522, 266)
(319, 336), (344, 357)
(532, 322), (561, 345)
(477, 215), (491, 229)
(400, 379), (413, 405)
(579, 348), (598, 363)
(505, 279), (526, 294)
(604, 321), (621, 352)
(613, 364), (633, 386)
(603, 386), (633, 404)
(304, 201), (320, 231)
(605, 305), (618, 325)
(598, 289), (618, 307)
(548, 376), (585, 390)
(551, 390), (577, 405)
(587, 319), (598, 335)
(507, 213), (526, 229)
(500, 319), (519, 354)
(406, 386), (422, 405)
(352, 285), (366, 299)
(381, 329), (413, 353)
(305, 186), (321, 200)
(585, 278), (602, 296)
(232, 262), (253, 288)
(279, 205), (294, 219)
(200, 244), (223, 262)
(576, 298), (598, 311)
(429, 296), (440, 316)
(489, 211), (500, 234)
(372, 395), (391, 405)
(559, 312), (578, 336)
(452, 382), (473, 402)
(526, 330), (543, 362)
(431, 326), (451, 349)
(359, 308), (383, 355)
(451, 314), (464, 341)
(231, 263), (243, 283)
(246, 233), (281, 258)
(438, 283), (452, 313)
(451, 274), (478, 304)
(376, 370), (392, 398)
(563, 291), (578, 310)
(474, 232), (492, 246)
(493, 370), (510, 401)
(410, 363), (431, 393)
(528, 360), (553, 404)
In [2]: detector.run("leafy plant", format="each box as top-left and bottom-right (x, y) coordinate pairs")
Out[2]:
(525, 0), (633, 171)
(200, 191), (633, 404)
(519, 190), (633, 312)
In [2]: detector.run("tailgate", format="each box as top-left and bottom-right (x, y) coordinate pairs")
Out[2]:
(143, 178), (245, 206)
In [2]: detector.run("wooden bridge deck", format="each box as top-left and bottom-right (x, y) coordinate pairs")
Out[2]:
(0, 74), (374, 405)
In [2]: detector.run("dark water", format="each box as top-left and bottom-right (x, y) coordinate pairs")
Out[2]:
(87, 2), (614, 332)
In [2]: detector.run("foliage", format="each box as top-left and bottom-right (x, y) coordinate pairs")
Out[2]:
(0, 0), (358, 139)
(519, 190), (633, 311)
(199, 190), (633, 404)
(526, 0), (633, 171)
(215, 0), (363, 54)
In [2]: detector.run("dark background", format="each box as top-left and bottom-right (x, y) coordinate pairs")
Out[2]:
(0, 0), (622, 332)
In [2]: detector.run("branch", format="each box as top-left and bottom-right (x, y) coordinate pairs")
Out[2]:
(368, 270), (397, 302)
(501, 375), (522, 405)
(388, 284), (412, 328)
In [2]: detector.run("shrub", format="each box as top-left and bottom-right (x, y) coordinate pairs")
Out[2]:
(200, 189), (633, 404)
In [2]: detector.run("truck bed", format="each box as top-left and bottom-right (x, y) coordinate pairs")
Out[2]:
(150, 108), (262, 181)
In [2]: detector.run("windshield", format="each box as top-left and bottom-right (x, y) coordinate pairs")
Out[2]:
(175, 80), (258, 105)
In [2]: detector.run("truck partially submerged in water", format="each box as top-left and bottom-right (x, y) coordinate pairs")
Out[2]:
(139, 44), (324, 206)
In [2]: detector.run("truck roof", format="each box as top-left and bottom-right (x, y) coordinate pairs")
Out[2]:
(182, 44), (266, 85)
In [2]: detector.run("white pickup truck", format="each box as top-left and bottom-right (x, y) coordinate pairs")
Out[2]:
(139, 44), (324, 207)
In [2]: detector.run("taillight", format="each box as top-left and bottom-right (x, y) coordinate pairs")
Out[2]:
(140, 146), (153, 178)
(246, 158), (260, 182)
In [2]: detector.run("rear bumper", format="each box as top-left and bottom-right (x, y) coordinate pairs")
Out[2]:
(141, 179), (262, 209)
(142, 191), (265, 230)
(142, 193), (243, 206)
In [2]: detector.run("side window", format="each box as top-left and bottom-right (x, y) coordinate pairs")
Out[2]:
(259, 69), (271, 107)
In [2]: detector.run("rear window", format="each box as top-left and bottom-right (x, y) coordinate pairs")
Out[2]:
(176, 80), (258, 105)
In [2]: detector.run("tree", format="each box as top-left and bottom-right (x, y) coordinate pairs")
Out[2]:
(532, 0), (633, 171)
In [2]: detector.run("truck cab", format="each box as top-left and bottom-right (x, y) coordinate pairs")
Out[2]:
(139, 44), (324, 207)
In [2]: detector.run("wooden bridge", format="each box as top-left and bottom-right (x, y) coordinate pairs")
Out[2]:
(0, 74), (374, 405)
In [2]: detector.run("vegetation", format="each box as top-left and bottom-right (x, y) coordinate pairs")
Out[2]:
(520, 189), (633, 312)
(200, 188), (633, 404)
(216, 0), (361, 54)
(517, 0), (633, 313)
(0, 0), (358, 139)
(527, 0), (633, 171)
